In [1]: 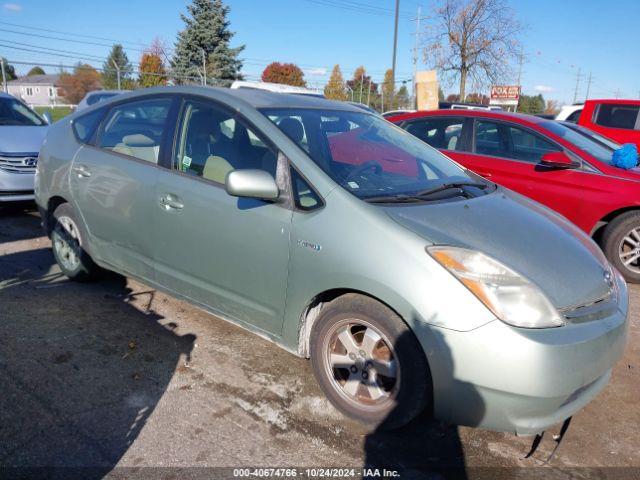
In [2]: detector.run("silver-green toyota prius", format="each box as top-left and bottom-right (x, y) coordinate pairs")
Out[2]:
(35, 86), (628, 434)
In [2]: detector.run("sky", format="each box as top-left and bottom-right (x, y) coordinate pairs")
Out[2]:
(1, 0), (638, 105)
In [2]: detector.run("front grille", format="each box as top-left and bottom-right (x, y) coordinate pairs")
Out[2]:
(559, 290), (617, 324)
(0, 154), (39, 174)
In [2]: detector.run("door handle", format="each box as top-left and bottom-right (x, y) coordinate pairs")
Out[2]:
(159, 194), (184, 210)
(72, 165), (91, 178)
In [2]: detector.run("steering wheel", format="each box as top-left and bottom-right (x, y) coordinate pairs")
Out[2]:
(346, 160), (383, 182)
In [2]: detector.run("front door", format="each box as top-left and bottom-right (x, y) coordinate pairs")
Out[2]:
(69, 96), (174, 280)
(153, 97), (292, 335)
(461, 119), (588, 222)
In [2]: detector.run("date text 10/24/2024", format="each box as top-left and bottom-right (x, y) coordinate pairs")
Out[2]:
(232, 468), (400, 478)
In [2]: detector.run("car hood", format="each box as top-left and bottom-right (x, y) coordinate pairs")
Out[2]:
(383, 189), (612, 310)
(0, 126), (48, 154)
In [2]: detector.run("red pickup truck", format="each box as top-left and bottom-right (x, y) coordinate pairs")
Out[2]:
(577, 99), (640, 149)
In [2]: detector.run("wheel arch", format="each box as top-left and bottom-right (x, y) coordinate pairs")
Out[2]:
(44, 195), (69, 236)
(591, 206), (640, 245)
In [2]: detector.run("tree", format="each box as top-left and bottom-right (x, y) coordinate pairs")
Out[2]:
(57, 64), (102, 104)
(27, 66), (45, 76)
(139, 51), (167, 87)
(324, 64), (347, 100)
(422, 0), (521, 101)
(172, 0), (244, 85)
(465, 92), (490, 104)
(0, 57), (17, 83)
(102, 44), (133, 89)
(396, 85), (410, 109)
(517, 94), (545, 114)
(446, 93), (460, 102)
(347, 66), (378, 105)
(544, 99), (560, 115)
(381, 69), (395, 110)
(261, 62), (306, 87)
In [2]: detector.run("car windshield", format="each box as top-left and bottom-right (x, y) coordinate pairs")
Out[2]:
(561, 122), (621, 151)
(261, 108), (482, 201)
(540, 120), (616, 165)
(0, 97), (45, 126)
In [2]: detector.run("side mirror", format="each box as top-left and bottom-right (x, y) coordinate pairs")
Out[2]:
(41, 110), (53, 125)
(225, 169), (279, 200)
(539, 151), (579, 169)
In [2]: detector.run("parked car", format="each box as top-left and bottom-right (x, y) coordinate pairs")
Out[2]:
(382, 109), (415, 118)
(76, 90), (127, 111)
(0, 92), (48, 203)
(231, 80), (324, 98)
(36, 87), (628, 434)
(439, 101), (502, 111)
(390, 109), (640, 281)
(577, 99), (640, 149)
(555, 104), (583, 123)
(347, 101), (380, 115)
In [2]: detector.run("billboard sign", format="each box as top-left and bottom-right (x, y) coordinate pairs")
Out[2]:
(489, 85), (521, 106)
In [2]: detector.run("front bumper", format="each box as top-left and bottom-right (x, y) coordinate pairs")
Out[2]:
(0, 169), (35, 202)
(415, 275), (629, 435)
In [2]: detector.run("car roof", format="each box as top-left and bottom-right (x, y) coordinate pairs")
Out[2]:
(0, 91), (15, 99)
(584, 99), (640, 106)
(99, 85), (362, 113)
(389, 108), (547, 125)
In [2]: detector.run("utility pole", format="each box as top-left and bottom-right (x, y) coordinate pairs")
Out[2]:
(202, 49), (207, 86)
(572, 67), (581, 104)
(366, 80), (372, 106)
(1, 58), (7, 93)
(359, 71), (364, 103)
(517, 46), (524, 87)
(585, 72), (592, 100)
(412, 5), (422, 109)
(111, 58), (121, 90)
(391, 0), (400, 105)
(614, 88), (622, 99)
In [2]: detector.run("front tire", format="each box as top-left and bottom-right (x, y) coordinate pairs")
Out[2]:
(310, 294), (431, 430)
(602, 211), (640, 283)
(51, 203), (99, 281)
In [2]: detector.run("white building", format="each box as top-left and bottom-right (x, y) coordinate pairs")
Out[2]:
(7, 74), (63, 106)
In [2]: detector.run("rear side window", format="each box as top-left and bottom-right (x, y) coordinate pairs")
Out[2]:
(405, 117), (465, 151)
(73, 108), (105, 143)
(97, 97), (172, 164)
(565, 109), (582, 123)
(594, 104), (640, 130)
(474, 120), (560, 163)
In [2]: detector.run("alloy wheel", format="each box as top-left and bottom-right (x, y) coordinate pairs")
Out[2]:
(618, 227), (640, 274)
(322, 319), (400, 410)
(53, 216), (82, 272)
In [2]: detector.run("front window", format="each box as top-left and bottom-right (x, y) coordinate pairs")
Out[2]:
(474, 120), (561, 163)
(0, 97), (45, 126)
(541, 120), (618, 165)
(262, 108), (484, 201)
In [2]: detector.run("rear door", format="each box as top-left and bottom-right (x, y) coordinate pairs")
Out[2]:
(402, 116), (470, 163)
(69, 95), (175, 280)
(152, 96), (292, 335)
(464, 118), (591, 221)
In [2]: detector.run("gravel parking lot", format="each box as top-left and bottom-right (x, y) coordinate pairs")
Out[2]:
(1, 206), (638, 479)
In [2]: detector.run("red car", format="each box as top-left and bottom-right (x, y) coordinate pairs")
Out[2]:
(577, 99), (640, 150)
(390, 109), (640, 282)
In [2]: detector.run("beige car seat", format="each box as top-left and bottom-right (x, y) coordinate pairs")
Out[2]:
(202, 155), (234, 184)
(113, 134), (160, 163)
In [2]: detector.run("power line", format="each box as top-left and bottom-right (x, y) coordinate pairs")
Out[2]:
(299, 0), (413, 19)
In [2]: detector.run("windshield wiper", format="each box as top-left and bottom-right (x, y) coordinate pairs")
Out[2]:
(364, 194), (424, 204)
(412, 181), (489, 198)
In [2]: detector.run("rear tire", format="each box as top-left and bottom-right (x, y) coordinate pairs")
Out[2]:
(602, 211), (640, 283)
(51, 203), (99, 281)
(309, 294), (431, 430)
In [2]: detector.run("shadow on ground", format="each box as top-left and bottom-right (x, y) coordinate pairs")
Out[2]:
(0, 246), (195, 478)
(0, 203), (43, 243)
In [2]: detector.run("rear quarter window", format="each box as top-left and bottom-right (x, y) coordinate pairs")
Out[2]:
(594, 104), (640, 130)
(72, 108), (105, 144)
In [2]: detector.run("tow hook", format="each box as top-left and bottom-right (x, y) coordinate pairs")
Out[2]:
(524, 417), (573, 463)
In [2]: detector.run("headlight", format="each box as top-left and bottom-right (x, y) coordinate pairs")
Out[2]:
(428, 246), (564, 328)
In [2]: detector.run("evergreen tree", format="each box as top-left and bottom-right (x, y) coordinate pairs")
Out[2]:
(102, 44), (133, 89)
(172, 0), (244, 86)
(0, 57), (17, 83)
(324, 65), (347, 101)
